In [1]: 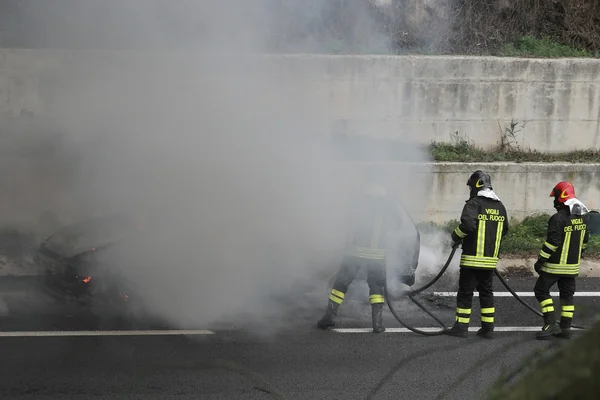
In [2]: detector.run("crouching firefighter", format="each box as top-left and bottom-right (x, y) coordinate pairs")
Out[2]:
(317, 171), (420, 333)
(446, 170), (509, 339)
(533, 181), (590, 340)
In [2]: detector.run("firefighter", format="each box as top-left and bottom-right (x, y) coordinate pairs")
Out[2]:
(533, 181), (589, 340)
(445, 170), (509, 339)
(316, 169), (418, 333)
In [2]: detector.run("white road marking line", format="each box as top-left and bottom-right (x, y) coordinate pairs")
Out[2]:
(431, 292), (600, 297)
(333, 326), (583, 333)
(0, 329), (215, 338)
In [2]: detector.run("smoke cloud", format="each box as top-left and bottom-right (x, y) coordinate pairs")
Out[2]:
(1, 0), (457, 331)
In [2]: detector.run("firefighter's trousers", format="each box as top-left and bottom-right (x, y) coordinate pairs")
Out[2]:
(534, 271), (576, 328)
(454, 267), (495, 326)
(327, 257), (386, 306)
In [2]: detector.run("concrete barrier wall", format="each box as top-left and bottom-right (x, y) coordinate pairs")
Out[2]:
(1, 156), (597, 231)
(419, 162), (600, 222)
(0, 50), (599, 229)
(1, 51), (600, 151)
(1, 158), (600, 276)
(341, 162), (600, 223)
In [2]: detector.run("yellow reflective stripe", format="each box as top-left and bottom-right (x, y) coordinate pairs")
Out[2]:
(460, 260), (498, 266)
(494, 221), (503, 258)
(542, 267), (579, 272)
(544, 241), (558, 251)
(329, 294), (343, 304)
(578, 230), (586, 263)
(543, 262), (579, 268)
(481, 308), (495, 314)
(460, 263), (497, 269)
(345, 246), (386, 260)
(460, 262), (497, 269)
(539, 250), (551, 259)
(560, 231), (571, 265)
(561, 312), (574, 318)
(562, 305), (575, 311)
(460, 259), (496, 265)
(456, 316), (470, 324)
(477, 219), (486, 257)
(460, 255), (498, 263)
(460, 255), (499, 269)
(542, 306), (554, 313)
(481, 316), (494, 323)
(454, 227), (467, 238)
(456, 308), (471, 314)
(371, 212), (383, 249)
(540, 299), (553, 307)
(331, 289), (345, 299)
(541, 270), (578, 275)
(541, 263), (579, 275)
(369, 294), (384, 304)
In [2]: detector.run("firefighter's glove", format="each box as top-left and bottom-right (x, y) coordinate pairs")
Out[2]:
(534, 259), (544, 274)
(450, 232), (462, 249)
(398, 273), (415, 287)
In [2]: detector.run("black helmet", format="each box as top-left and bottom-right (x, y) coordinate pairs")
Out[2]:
(467, 170), (492, 197)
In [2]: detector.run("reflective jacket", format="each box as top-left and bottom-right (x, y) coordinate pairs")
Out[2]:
(539, 207), (590, 276)
(452, 196), (509, 269)
(344, 192), (418, 270)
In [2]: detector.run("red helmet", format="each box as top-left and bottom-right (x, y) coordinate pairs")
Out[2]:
(550, 181), (576, 204)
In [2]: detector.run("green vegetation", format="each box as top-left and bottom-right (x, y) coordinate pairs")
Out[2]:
(487, 318), (600, 399)
(429, 131), (600, 163)
(298, 1), (600, 58)
(430, 144), (600, 163)
(419, 214), (600, 258)
(333, 131), (600, 163)
(497, 36), (596, 58)
(438, 1), (600, 57)
(322, 1), (600, 58)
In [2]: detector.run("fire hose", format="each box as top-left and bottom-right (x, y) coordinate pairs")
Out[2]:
(384, 244), (587, 336)
(383, 244), (457, 336)
(493, 269), (586, 330)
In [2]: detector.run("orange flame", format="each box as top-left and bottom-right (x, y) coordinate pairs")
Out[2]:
(82, 276), (92, 283)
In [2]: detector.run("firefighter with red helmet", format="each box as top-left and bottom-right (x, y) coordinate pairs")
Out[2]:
(533, 181), (590, 340)
(445, 170), (509, 339)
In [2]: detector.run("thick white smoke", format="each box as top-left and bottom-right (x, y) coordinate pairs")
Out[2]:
(0, 0), (458, 331)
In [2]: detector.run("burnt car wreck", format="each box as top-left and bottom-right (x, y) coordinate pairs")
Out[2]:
(36, 214), (139, 315)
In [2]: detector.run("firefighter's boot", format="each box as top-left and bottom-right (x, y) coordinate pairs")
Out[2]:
(317, 301), (339, 330)
(536, 309), (560, 340)
(445, 321), (468, 338)
(476, 322), (494, 339)
(554, 317), (572, 339)
(371, 303), (385, 333)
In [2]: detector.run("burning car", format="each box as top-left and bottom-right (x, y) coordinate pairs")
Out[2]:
(36, 213), (138, 312)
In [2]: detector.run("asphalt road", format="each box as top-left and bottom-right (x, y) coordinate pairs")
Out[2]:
(0, 276), (598, 400)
